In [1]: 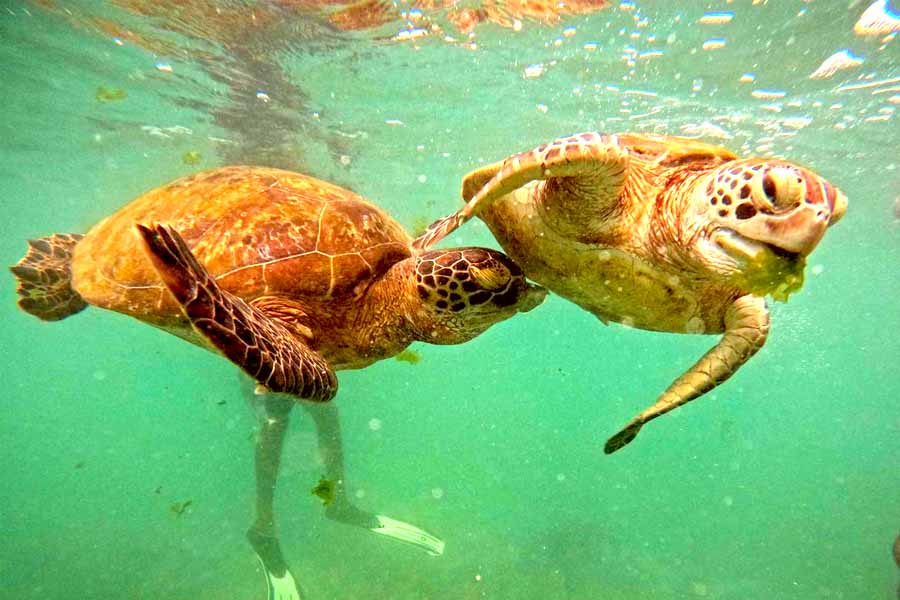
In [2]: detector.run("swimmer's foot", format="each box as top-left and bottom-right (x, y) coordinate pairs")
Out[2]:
(325, 501), (445, 556)
(247, 529), (304, 600)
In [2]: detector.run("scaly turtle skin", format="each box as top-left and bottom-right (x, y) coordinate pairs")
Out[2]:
(11, 166), (545, 400)
(416, 132), (847, 453)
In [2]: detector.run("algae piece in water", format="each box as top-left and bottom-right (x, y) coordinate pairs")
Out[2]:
(311, 477), (335, 506)
(395, 349), (421, 364)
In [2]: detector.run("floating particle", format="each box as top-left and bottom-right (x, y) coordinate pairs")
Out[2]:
(751, 89), (787, 100)
(680, 121), (733, 139)
(699, 12), (734, 25)
(417, 174), (427, 183)
(811, 264), (825, 276)
(155, 62), (173, 73)
(182, 151), (202, 165)
(523, 63), (545, 79)
(385, 119), (404, 126)
(702, 37), (726, 50)
(584, 42), (598, 51)
(692, 78), (703, 92)
(170, 499), (192, 517)
(619, 0), (635, 11)
(92, 370), (107, 381)
(536, 103), (549, 113)
(781, 116), (812, 130)
(112, 37), (124, 46)
(339, 154), (351, 166)
(256, 90), (270, 102)
(368, 418), (383, 431)
(739, 72), (756, 83)
(836, 76), (900, 92)
(809, 50), (864, 80)
(853, 0), (900, 36)
(394, 28), (428, 41)
(512, 19), (523, 31)
(638, 50), (664, 59)
(563, 26), (577, 37)
(431, 487), (445, 499)
(95, 86), (127, 102)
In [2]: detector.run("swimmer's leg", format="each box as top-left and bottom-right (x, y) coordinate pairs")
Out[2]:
(302, 402), (445, 556)
(245, 384), (305, 600)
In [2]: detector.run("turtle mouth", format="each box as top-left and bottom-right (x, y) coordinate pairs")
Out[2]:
(714, 229), (800, 263)
(519, 284), (547, 313)
(763, 242), (801, 262)
(713, 229), (806, 301)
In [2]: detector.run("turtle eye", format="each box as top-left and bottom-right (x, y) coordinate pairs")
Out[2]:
(762, 173), (777, 202)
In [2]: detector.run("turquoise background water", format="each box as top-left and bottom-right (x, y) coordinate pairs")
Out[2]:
(1, 1), (898, 598)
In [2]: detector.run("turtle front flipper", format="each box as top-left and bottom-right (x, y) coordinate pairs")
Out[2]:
(136, 224), (337, 402)
(412, 132), (629, 250)
(604, 295), (770, 454)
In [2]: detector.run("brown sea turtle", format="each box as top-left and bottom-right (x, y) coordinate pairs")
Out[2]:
(10, 166), (545, 599)
(416, 132), (847, 454)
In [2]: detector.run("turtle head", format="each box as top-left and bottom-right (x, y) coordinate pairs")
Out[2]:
(409, 247), (546, 344)
(695, 159), (847, 300)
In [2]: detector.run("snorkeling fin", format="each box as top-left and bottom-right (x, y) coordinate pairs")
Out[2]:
(247, 529), (305, 600)
(368, 514), (445, 556)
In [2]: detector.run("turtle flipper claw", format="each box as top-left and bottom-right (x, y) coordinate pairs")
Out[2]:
(604, 420), (644, 454)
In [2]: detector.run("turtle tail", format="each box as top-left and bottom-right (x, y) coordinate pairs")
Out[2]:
(10, 233), (88, 321)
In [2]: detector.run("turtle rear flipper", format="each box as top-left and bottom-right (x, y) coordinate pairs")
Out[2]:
(10, 233), (88, 321)
(136, 224), (337, 402)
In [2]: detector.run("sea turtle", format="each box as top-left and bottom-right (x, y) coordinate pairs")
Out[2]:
(10, 165), (546, 598)
(416, 132), (847, 454)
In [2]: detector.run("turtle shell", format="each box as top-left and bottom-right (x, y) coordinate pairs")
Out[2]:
(72, 166), (411, 323)
(615, 133), (737, 167)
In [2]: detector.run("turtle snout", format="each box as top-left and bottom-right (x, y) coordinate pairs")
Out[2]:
(829, 188), (848, 226)
(518, 284), (547, 313)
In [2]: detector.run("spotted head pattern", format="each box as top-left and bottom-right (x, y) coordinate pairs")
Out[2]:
(703, 159), (847, 256)
(697, 159), (847, 300)
(415, 248), (534, 313)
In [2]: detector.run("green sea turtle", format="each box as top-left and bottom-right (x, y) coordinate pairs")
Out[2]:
(416, 132), (847, 453)
(10, 166), (545, 599)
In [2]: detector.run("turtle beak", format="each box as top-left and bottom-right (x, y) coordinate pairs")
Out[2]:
(829, 189), (848, 226)
(519, 284), (547, 313)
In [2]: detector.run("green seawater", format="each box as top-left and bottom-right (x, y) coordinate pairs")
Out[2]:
(1, 1), (898, 598)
